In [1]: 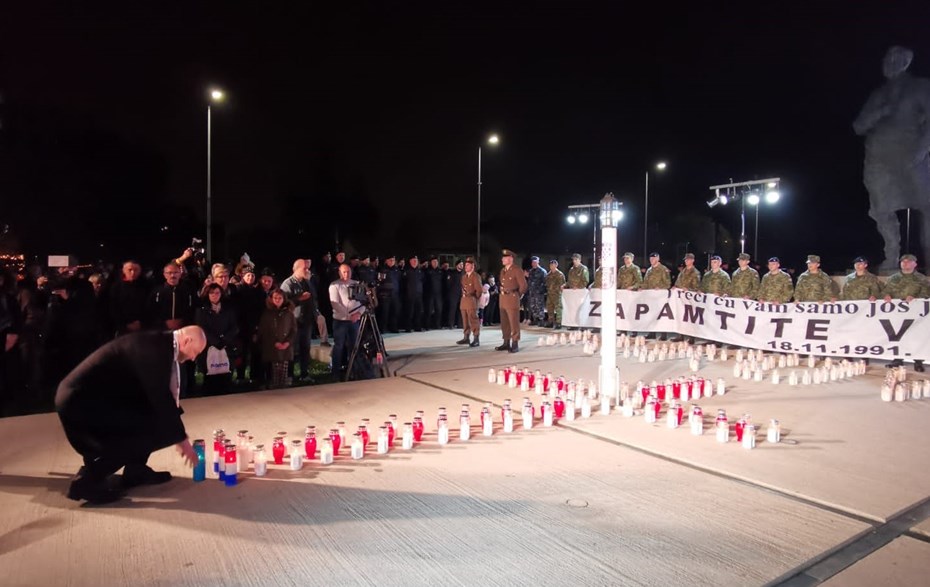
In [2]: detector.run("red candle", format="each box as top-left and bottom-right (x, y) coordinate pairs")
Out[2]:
(553, 396), (565, 418)
(329, 429), (341, 455)
(412, 417), (424, 441)
(272, 437), (285, 465)
(656, 384), (666, 401)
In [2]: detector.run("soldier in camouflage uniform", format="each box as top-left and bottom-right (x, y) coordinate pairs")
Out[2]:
(841, 256), (883, 301)
(728, 252), (760, 299)
(526, 256), (548, 326)
(642, 252), (671, 290)
(567, 253), (590, 289)
(793, 254), (835, 302)
(589, 266), (602, 289)
(757, 257), (794, 303)
(701, 255), (731, 295)
(884, 254), (930, 370)
(545, 259), (566, 328)
(674, 253), (701, 291)
(618, 252), (643, 290)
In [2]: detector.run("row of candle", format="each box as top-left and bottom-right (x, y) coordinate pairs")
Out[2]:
(881, 368), (930, 402)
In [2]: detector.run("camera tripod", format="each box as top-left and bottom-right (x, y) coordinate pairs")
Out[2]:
(345, 309), (392, 381)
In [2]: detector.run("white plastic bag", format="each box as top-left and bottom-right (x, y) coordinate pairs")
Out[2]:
(206, 346), (230, 375)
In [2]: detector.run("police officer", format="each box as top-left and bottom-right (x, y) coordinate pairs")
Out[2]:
(794, 255), (835, 303)
(618, 252), (643, 290)
(545, 259), (566, 328)
(456, 257), (483, 347)
(642, 252), (671, 290)
(701, 255), (731, 295)
(376, 255), (401, 332)
(497, 249), (528, 353)
(757, 257), (794, 303)
(355, 255), (377, 286)
(526, 256), (548, 326)
(402, 255), (425, 331)
(841, 256), (882, 301)
(424, 256), (444, 330)
(444, 260), (463, 329)
(567, 253), (590, 289)
(728, 253), (760, 299)
(674, 253), (701, 291)
(883, 253), (929, 371)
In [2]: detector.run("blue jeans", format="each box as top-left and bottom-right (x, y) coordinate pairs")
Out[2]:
(332, 319), (359, 375)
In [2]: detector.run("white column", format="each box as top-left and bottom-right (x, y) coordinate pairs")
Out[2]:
(599, 222), (617, 403)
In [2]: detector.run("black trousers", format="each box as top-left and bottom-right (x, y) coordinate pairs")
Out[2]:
(59, 413), (170, 479)
(405, 298), (424, 330)
(377, 295), (400, 331)
(444, 298), (460, 328)
(426, 295), (443, 329)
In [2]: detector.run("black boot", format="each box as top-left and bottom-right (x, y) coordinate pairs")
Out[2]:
(916, 360), (925, 373)
(121, 464), (173, 489)
(469, 336), (480, 347)
(456, 334), (470, 345)
(553, 323), (562, 330)
(509, 341), (520, 353)
(495, 342), (511, 351)
(67, 471), (125, 505)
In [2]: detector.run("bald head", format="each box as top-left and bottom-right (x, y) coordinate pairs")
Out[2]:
(175, 326), (207, 362)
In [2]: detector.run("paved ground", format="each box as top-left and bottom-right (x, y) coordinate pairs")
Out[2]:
(1, 326), (928, 586)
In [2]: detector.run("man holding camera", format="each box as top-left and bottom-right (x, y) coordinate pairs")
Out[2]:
(329, 264), (365, 378)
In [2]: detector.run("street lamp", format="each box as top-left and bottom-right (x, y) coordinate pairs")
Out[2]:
(644, 161), (667, 261)
(599, 192), (621, 413)
(477, 134), (499, 267)
(206, 87), (225, 262)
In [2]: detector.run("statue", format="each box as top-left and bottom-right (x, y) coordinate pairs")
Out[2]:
(853, 46), (930, 270)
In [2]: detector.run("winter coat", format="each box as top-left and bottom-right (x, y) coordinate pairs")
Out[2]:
(258, 299), (297, 363)
(195, 302), (239, 355)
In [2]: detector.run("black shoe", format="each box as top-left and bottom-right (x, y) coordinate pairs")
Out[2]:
(916, 360), (925, 373)
(554, 323), (562, 330)
(469, 337), (480, 347)
(887, 359), (904, 368)
(456, 336), (470, 345)
(495, 343), (511, 351)
(68, 474), (125, 504)
(509, 342), (520, 353)
(121, 465), (173, 489)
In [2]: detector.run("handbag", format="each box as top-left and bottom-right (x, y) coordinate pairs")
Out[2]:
(206, 345), (231, 375)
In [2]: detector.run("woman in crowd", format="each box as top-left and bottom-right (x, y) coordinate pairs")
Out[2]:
(195, 283), (238, 395)
(258, 288), (296, 389)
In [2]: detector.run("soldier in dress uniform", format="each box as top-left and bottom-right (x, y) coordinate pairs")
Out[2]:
(701, 255), (731, 295)
(841, 256), (883, 301)
(728, 253), (761, 299)
(674, 253), (701, 291)
(757, 257), (794, 303)
(545, 259), (566, 329)
(567, 253), (590, 289)
(497, 249), (528, 353)
(794, 254), (835, 302)
(642, 252), (671, 290)
(883, 253), (930, 371)
(455, 257), (483, 347)
(618, 252), (643, 290)
(526, 256), (548, 326)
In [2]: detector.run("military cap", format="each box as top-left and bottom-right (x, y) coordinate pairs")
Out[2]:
(571, 253), (581, 260)
(900, 253), (917, 262)
(768, 257), (780, 263)
(464, 256), (476, 265)
(384, 254), (396, 261)
(710, 255), (722, 262)
(683, 253), (695, 260)
(649, 251), (660, 258)
(531, 256), (540, 262)
(409, 254), (418, 261)
(737, 253), (750, 261)
(853, 256), (868, 264)
(502, 249), (515, 258)
(549, 259), (559, 266)
(349, 254), (360, 261)
(429, 255), (438, 261)
(623, 252), (634, 259)
(806, 254), (820, 264)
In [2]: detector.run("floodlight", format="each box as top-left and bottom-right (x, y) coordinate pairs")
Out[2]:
(566, 214), (576, 224)
(578, 212), (589, 223)
(765, 190), (780, 204)
(747, 193), (761, 206)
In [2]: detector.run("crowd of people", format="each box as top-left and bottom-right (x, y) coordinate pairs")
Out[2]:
(1, 245), (928, 416)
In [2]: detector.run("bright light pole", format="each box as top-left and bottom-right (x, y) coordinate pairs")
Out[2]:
(206, 88), (225, 262)
(477, 134), (499, 267)
(599, 193), (621, 413)
(643, 161), (667, 261)
(747, 183), (781, 261)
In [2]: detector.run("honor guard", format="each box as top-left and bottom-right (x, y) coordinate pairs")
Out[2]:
(545, 259), (566, 329)
(841, 256), (883, 301)
(642, 252), (671, 290)
(674, 253), (701, 291)
(757, 257), (794, 303)
(526, 256), (548, 326)
(497, 249), (528, 353)
(456, 257), (483, 347)
(793, 255), (835, 302)
(701, 255), (731, 295)
(567, 253), (590, 289)
(618, 252), (643, 290)
(883, 254), (929, 371)
(728, 253), (760, 299)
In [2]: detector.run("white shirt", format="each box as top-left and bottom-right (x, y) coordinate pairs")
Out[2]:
(171, 331), (181, 407)
(329, 279), (367, 321)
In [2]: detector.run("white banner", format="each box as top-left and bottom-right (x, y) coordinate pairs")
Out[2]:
(562, 289), (930, 362)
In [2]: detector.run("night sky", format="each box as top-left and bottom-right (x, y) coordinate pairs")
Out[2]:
(2, 2), (929, 273)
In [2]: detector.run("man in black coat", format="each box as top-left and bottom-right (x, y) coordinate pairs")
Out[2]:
(402, 255), (425, 332)
(55, 326), (205, 504)
(424, 257), (444, 330)
(376, 255), (401, 333)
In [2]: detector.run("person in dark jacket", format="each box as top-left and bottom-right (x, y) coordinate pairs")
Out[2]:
(279, 259), (319, 382)
(55, 327), (205, 504)
(195, 284), (239, 395)
(402, 255), (425, 332)
(109, 260), (150, 337)
(233, 267), (266, 385)
(444, 260), (464, 329)
(376, 255), (401, 332)
(424, 257), (444, 330)
(0, 269), (23, 415)
(257, 289), (297, 389)
(147, 262), (196, 331)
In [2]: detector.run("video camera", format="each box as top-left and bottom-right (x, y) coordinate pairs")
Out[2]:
(348, 282), (378, 310)
(190, 237), (206, 262)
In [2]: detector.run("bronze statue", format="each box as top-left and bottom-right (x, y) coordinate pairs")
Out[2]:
(853, 46), (930, 270)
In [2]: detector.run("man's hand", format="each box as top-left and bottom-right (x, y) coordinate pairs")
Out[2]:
(350, 311), (362, 323)
(884, 295), (892, 303)
(906, 296), (915, 303)
(299, 292), (311, 301)
(868, 296), (877, 302)
(176, 438), (197, 468)
(4, 333), (18, 352)
(165, 318), (184, 330)
(179, 248), (194, 262)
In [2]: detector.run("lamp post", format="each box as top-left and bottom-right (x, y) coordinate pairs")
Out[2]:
(643, 162), (667, 261)
(599, 193), (621, 411)
(477, 134), (499, 267)
(567, 202), (622, 275)
(206, 88), (225, 262)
